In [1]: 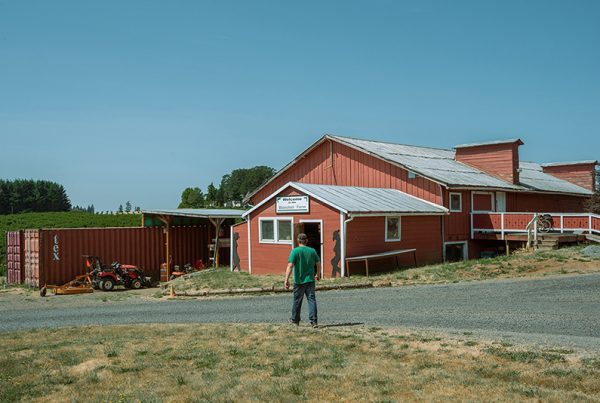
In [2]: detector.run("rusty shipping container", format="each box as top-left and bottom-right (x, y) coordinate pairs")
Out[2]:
(21, 226), (215, 287)
(24, 229), (41, 287)
(6, 231), (24, 285)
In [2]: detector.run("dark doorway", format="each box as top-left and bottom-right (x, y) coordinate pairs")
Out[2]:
(445, 243), (466, 262)
(302, 222), (322, 260)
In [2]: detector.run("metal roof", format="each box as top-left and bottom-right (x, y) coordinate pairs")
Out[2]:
(329, 135), (522, 190)
(454, 138), (523, 148)
(293, 183), (448, 215)
(142, 208), (246, 219)
(541, 160), (598, 167)
(246, 134), (593, 200)
(242, 182), (448, 216)
(518, 162), (593, 195)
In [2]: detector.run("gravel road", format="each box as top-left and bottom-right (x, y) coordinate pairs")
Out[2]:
(2, 273), (599, 349)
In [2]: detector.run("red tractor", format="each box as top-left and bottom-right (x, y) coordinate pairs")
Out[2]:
(85, 256), (152, 291)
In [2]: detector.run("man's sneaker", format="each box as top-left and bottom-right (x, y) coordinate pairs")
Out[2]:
(311, 322), (318, 328)
(288, 319), (299, 326)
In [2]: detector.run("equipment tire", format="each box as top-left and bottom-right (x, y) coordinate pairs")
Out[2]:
(131, 278), (142, 289)
(102, 278), (115, 291)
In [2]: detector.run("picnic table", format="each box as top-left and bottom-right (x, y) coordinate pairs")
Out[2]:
(345, 248), (417, 277)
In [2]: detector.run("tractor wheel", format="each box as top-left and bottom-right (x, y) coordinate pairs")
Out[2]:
(130, 278), (142, 289)
(40, 286), (47, 297)
(102, 278), (115, 291)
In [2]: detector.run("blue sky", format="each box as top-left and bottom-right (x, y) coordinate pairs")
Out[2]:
(1, 0), (598, 211)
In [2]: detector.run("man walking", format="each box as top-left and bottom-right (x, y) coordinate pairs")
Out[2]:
(285, 233), (320, 327)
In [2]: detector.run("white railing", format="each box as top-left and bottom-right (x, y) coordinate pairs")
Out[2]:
(471, 212), (600, 241)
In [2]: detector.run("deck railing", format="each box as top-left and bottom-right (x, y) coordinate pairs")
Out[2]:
(470, 212), (600, 240)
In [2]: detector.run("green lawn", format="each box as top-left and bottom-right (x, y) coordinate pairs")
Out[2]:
(1, 324), (598, 401)
(167, 246), (600, 294)
(0, 212), (140, 276)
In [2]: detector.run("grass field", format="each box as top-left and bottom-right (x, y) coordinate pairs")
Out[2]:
(168, 246), (600, 294)
(0, 212), (140, 276)
(1, 324), (598, 401)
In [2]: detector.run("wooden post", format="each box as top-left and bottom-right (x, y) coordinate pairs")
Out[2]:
(156, 215), (173, 280)
(209, 218), (225, 268)
(365, 259), (369, 277)
(505, 239), (510, 256)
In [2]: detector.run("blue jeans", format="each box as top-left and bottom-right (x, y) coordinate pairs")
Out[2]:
(291, 281), (317, 324)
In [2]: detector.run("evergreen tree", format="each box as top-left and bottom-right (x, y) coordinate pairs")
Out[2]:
(206, 183), (218, 207)
(125, 201), (132, 213)
(118, 204), (124, 213)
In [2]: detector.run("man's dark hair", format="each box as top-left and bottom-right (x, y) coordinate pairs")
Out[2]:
(297, 233), (308, 245)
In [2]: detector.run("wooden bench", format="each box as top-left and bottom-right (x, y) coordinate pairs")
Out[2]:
(345, 248), (417, 277)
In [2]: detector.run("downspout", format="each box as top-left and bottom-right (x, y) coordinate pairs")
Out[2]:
(342, 214), (354, 277)
(440, 184), (446, 262)
(246, 214), (252, 275)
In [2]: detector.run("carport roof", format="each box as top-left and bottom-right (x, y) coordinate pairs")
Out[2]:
(142, 208), (246, 219)
(243, 182), (448, 217)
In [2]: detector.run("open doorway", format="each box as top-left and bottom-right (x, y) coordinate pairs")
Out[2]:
(445, 242), (468, 262)
(297, 220), (323, 277)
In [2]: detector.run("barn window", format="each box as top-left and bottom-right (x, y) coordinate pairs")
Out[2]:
(385, 216), (401, 242)
(449, 193), (462, 212)
(277, 219), (293, 242)
(408, 170), (417, 179)
(260, 218), (293, 244)
(260, 219), (275, 242)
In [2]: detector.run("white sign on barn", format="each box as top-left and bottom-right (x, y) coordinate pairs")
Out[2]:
(276, 196), (309, 213)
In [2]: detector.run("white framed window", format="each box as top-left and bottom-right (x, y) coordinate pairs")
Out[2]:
(408, 170), (417, 179)
(385, 216), (401, 242)
(259, 217), (293, 244)
(449, 192), (462, 212)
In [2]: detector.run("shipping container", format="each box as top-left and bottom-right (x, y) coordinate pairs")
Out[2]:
(17, 225), (219, 287)
(6, 231), (24, 285)
(8, 224), (233, 287)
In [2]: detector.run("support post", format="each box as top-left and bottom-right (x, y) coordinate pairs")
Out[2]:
(533, 214), (538, 247)
(209, 218), (225, 268)
(500, 212), (505, 240)
(560, 215), (564, 234)
(156, 215), (172, 280)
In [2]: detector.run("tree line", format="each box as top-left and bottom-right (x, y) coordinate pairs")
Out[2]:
(0, 179), (71, 215)
(178, 166), (276, 208)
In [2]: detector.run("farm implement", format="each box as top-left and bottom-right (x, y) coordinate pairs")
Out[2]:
(40, 273), (94, 297)
(40, 255), (152, 297)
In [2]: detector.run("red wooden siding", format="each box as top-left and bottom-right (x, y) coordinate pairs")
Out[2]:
(507, 193), (586, 212)
(473, 193), (494, 211)
(247, 187), (342, 278)
(232, 221), (249, 272)
(542, 163), (597, 192)
(346, 215), (443, 273)
(455, 141), (521, 184)
(443, 190), (471, 241)
(251, 139), (443, 206)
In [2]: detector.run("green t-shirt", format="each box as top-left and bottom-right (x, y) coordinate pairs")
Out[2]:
(288, 246), (320, 284)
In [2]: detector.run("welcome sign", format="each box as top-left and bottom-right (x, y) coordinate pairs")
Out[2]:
(276, 196), (309, 213)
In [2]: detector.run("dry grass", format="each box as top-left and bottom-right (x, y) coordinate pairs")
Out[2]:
(1, 324), (599, 402)
(168, 246), (600, 294)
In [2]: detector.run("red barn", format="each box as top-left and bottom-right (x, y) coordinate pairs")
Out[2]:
(231, 135), (599, 277)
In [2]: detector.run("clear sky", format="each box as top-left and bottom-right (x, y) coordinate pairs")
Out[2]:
(1, 0), (598, 211)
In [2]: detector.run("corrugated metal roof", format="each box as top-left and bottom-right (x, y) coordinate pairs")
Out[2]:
(142, 208), (246, 218)
(329, 135), (522, 190)
(292, 183), (448, 215)
(541, 160), (598, 167)
(518, 162), (593, 195)
(454, 138), (523, 148)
